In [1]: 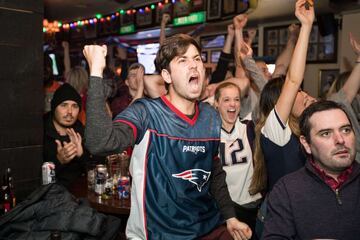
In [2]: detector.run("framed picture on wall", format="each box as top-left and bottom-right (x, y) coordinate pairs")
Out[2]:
(222, 0), (236, 16)
(318, 69), (339, 98)
(192, 0), (205, 12)
(207, 0), (221, 20)
(210, 50), (221, 63)
(264, 24), (337, 63)
(267, 29), (279, 45)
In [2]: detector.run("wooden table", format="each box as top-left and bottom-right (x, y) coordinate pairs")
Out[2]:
(69, 176), (131, 215)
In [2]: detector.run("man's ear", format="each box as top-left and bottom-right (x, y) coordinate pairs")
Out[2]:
(125, 79), (129, 87)
(161, 69), (172, 85)
(299, 135), (312, 155)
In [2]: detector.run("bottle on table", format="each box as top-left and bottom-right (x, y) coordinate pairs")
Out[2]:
(5, 168), (16, 208)
(1, 169), (13, 214)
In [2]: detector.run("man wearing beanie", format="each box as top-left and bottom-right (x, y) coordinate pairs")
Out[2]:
(43, 83), (88, 188)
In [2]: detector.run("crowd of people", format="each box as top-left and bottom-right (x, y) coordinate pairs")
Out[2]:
(42, 0), (360, 239)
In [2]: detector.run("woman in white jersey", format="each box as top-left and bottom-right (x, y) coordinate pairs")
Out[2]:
(214, 82), (262, 238)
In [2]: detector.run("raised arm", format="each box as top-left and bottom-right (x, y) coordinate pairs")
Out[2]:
(210, 24), (235, 84)
(62, 41), (71, 76)
(143, 74), (166, 98)
(130, 66), (145, 103)
(83, 45), (134, 155)
(340, 32), (360, 103)
(275, 0), (314, 123)
(159, 13), (170, 46)
(233, 14), (249, 80)
(272, 24), (300, 78)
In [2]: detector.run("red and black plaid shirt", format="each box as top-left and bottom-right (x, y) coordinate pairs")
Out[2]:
(310, 159), (353, 190)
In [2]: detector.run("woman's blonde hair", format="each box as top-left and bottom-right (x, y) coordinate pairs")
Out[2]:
(66, 66), (89, 94)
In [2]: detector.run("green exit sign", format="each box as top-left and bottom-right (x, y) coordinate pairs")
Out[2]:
(173, 11), (205, 26)
(120, 24), (135, 34)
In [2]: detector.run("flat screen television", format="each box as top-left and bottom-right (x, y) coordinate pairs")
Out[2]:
(201, 35), (225, 49)
(136, 43), (160, 74)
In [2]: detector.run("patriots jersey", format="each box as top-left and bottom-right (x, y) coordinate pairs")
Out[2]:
(219, 118), (262, 206)
(114, 96), (223, 239)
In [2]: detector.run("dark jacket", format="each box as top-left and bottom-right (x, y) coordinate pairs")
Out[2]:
(0, 183), (121, 240)
(43, 112), (87, 188)
(263, 161), (360, 240)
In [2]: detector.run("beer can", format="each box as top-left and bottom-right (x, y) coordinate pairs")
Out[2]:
(118, 176), (130, 199)
(42, 162), (56, 185)
(95, 164), (107, 195)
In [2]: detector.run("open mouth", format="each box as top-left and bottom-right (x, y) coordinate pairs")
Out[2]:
(227, 109), (237, 118)
(189, 75), (199, 83)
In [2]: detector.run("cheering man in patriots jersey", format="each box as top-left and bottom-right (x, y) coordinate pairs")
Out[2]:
(83, 34), (251, 239)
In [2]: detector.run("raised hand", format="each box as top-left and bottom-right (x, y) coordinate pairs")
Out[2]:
(115, 46), (127, 60)
(83, 45), (107, 77)
(233, 14), (248, 30)
(55, 140), (78, 164)
(295, 0), (315, 27)
(66, 128), (83, 158)
(162, 13), (171, 25)
(61, 41), (69, 49)
(136, 66), (145, 87)
(247, 28), (257, 43)
(288, 23), (300, 42)
(350, 32), (360, 60)
(227, 24), (235, 37)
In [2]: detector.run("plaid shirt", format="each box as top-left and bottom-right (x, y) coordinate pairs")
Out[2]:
(310, 159), (353, 190)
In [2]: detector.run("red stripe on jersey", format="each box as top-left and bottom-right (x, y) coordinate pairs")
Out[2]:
(113, 119), (138, 140)
(160, 95), (199, 126)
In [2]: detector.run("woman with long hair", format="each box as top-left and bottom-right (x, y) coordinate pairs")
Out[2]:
(252, 0), (316, 193)
(214, 82), (261, 238)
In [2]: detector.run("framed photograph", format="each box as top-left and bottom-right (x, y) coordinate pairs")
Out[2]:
(266, 46), (278, 57)
(319, 69), (339, 97)
(210, 50), (221, 63)
(192, 0), (205, 12)
(309, 25), (318, 43)
(279, 28), (288, 45)
(173, 1), (190, 18)
(307, 44), (318, 61)
(222, 0), (236, 16)
(265, 24), (337, 63)
(121, 12), (134, 26)
(267, 29), (278, 45)
(207, 0), (221, 20)
(201, 51), (208, 63)
(136, 10), (153, 27)
(318, 43), (336, 61)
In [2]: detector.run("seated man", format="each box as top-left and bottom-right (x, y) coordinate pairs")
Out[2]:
(263, 100), (360, 239)
(43, 83), (88, 188)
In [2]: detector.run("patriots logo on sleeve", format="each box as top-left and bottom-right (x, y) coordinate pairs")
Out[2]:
(172, 169), (211, 192)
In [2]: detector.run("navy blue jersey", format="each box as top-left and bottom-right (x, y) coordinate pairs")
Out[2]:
(114, 96), (223, 239)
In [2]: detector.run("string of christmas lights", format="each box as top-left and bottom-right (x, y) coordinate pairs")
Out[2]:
(43, 0), (192, 32)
